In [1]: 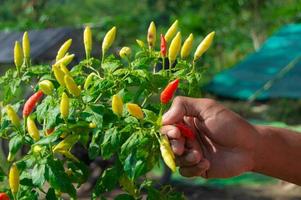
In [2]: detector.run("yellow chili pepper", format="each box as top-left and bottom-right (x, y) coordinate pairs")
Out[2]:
(7, 152), (14, 162)
(27, 117), (40, 141)
(102, 26), (117, 56)
(168, 32), (182, 65)
(119, 47), (131, 59)
(193, 31), (215, 61)
(160, 135), (176, 172)
(53, 134), (78, 152)
(53, 134), (80, 162)
(60, 64), (70, 74)
(112, 95), (123, 117)
(6, 105), (20, 127)
(181, 33), (194, 59)
(89, 122), (97, 128)
(54, 54), (74, 67)
(14, 41), (23, 69)
(60, 92), (69, 119)
(56, 39), (72, 61)
(38, 80), (54, 95)
(9, 163), (20, 194)
(84, 72), (97, 90)
(165, 20), (178, 43)
(84, 26), (92, 59)
(64, 75), (81, 97)
(136, 39), (145, 48)
(52, 65), (66, 86)
(22, 31), (30, 62)
(147, 21), (156, 49)
(126, 103), (144, 120)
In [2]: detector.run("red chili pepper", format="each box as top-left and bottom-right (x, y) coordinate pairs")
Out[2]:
(0, 193), (10, 200)
(23, 90), (43, 117)
(160, 34), (167, 57)
(160, 79), (179, 104)
(176, 122), (195, 139)
(46, 128), (55, 136)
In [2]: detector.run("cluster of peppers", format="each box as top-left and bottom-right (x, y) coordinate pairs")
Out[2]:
(2, 19), (215, 198)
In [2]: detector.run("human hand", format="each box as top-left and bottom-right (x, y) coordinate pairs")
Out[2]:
(161, 97), (260, 178)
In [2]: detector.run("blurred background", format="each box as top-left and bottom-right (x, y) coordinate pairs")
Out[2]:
(1, 0), (301, 199)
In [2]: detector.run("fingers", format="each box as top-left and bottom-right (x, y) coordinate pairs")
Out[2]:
(179, 159), (210, 178)
(160, 125), (185, 156)
(176, 149), (202, 167)
(162, 96), (218, 125)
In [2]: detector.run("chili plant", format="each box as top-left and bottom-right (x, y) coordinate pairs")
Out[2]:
(0, 21), (215, 199)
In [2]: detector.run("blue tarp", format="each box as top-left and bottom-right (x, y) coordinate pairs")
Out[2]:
(207, 24), (301, 100)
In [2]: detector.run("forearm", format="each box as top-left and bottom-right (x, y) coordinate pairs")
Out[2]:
(253, 125), (301, 185)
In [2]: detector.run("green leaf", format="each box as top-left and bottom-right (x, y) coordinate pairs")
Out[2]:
(32, 164), (45, 187)
(124, 150), (147, 180)
(35, 129), (62, 145)
(45, 158), (76, 198)
(101, 127), (120, 159)
(93, 166), (121, 197)
(114, 194), (135, 200)
(46, 188), (57, 200)
(89, 130), (101, 159)
(9, 134), (23, 155)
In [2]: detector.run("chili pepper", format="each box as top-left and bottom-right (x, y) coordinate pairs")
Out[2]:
(27, 117), (40, 141)
(60, 64), (70, 74)
(53, 134), (78, 152)
(46, 128), (55, 136)
(147, 21), (156, 49)
(112, 95), (123, 117)
(89, 122), (96, 128)
(160, 79), (179, 104)
(168, 32), (181, 65)
(9, 163), (19, 194)
(176, 122), (195, 139)
(136, 39), (145, 48)
(0, 193), (10, 200)
(194, 31), (215, 61)
(126, 103), (144, 120)
(38, 80), (54, 95)
(160, 34), (167, 57)
(56, 39), (72, 61)
(33, 145), (42, 154)
(14, 41), (23, 69)
(52, 65), (66, 86)
(22, 31), (30, 62)
(119, 47), (131, 59)
(84, 72), (97, 90)
(160, 135), (176, 172)
(6, 105), (20, 127)
(181, 33), (194, 59)
(23, 90), (43, 117)
(7, 152), (14, 162)
(84, 26), (92, 59)
(60, 92), (69, 119)
(54, 54), (74, 67)
(64, 75), (81, 97)
(165, 20), (178, 43)
(102, 26), (117, 55)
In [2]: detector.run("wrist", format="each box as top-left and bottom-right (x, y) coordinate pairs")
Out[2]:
(251, 125), (266, 173)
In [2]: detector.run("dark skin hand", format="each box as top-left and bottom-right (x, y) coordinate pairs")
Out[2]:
(161, 97), (301, 185)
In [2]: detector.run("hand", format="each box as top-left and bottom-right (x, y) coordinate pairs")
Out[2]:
(161, 97), (260, 178)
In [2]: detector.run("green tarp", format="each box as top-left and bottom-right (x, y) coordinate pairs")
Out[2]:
(207, 23), (301, 100)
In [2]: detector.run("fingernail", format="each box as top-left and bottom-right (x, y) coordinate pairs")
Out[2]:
(186, 153), (195, 162)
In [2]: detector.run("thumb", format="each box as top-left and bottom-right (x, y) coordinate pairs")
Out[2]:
(163, 96), (207, 125)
